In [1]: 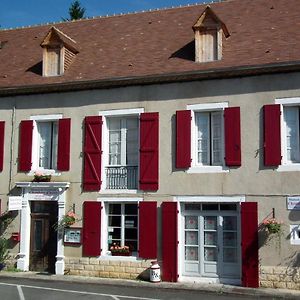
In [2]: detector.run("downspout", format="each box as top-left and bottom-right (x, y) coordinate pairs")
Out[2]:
(8, 105), (16, 192)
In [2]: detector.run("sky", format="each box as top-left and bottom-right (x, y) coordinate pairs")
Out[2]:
(0, 0), (209, 29)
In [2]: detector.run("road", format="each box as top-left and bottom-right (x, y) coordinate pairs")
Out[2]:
(0, 277), (286, 300)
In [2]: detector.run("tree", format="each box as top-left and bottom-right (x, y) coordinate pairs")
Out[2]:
(63, 0), (86, 21)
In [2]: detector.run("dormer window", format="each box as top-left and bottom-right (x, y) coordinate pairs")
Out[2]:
(193, 6), (230, 63)
(40, 27), (78, 77)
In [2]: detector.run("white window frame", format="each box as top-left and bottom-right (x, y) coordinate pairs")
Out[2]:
(99, 108), (144, 192)
(29, 114), (63, 175)
(187, 102), (229, 173)
(175, 195), (244, 285)
(98, 197), (142, 259)
(275, 97), (300, 172)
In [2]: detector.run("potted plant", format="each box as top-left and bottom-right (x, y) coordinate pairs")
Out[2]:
(110, 243), (132, 256)
(54, 211), (79, 231)
(263, 218), (283, 234)
(0, 238), (9, 270)
(32, 171), (51, 182)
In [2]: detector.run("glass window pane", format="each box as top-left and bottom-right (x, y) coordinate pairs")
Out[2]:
(125, 228), (137, 240)
(185, 232), (198, 245)
(223, 232), (237, 247)
(125, 216), (137, 228)
(108, 227), (121, 239)
(38, 122), (51, 169)
(184, 204), (201, 211)
(220, 204), (237, 211)
(223, 216), (237, 231)
(202, 204), (218, 211)
(51, 122), (58, 169)
(204, 247), (217, 261)
(185, 247), (198, 261)
(204, 232), (217, 245)
(185, 216), (198, 229)
(108, 204), (121, 215)
(125, 204), (137, 215)
(204, 216), (217, 230)
(196, 112), (210, 165)
(223, 248), (237, 263)
(108, 216), (121, 227)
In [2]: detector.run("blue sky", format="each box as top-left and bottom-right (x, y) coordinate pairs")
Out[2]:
(0, 0), (207, 29)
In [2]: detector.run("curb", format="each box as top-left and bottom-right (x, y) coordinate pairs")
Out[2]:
(0, 272), (300, 299)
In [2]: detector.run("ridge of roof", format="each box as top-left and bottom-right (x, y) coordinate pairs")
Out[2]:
(0, 0), (229, 32)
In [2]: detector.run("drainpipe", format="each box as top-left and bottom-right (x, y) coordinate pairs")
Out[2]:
(8, 105), (16, 192)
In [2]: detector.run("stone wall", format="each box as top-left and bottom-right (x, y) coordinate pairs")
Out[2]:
(260, 266), (300, 290)
(64, 257), (152, 280)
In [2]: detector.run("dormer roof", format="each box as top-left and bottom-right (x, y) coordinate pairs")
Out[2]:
(40, 26), (79, 54)
(193, 6), (230, 38)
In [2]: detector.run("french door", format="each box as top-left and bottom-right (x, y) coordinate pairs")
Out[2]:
(183, 203), (241, 280)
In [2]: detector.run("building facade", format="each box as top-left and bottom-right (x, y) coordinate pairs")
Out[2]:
(0, 0), (300, 290)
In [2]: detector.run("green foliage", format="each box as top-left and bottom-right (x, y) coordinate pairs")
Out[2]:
(64, 1), (86, 21)
(0, 238), (9, 264)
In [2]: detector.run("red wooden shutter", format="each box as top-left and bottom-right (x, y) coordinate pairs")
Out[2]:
(264, 104), (281, 166)
(83, 116), (102, 191)
(19, 120), (33, 172)
(224, 107), (241, 166)
(83, 201), (102, 256)
(176, 110), (191, 168)
(162, 202), (178, 282)
(139, 201), (157, 259)
(57, 118), (71, 171)
(0, 121), (4, 172)
(241, 202), (259, 288)
(139, 112), (159, 191)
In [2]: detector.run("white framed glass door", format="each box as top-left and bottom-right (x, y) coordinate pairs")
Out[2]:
(182, 203), (241, 280)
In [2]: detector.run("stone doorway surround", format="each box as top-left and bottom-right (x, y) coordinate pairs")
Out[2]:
(15, 182), (70, 275)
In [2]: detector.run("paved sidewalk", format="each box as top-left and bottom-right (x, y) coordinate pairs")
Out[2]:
(0, 271), (299, 299)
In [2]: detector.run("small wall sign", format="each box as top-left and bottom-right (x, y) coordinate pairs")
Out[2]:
(64, 228), (82, 245)
(287, 196), (300, 210)
(8, 196), (22, 211)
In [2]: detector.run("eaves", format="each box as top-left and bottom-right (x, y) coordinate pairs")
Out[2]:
(1, 61), (300, 97)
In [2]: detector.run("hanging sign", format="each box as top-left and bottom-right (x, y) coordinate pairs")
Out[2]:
(8, 196), (22, 211)
(287, 196), (300, 210)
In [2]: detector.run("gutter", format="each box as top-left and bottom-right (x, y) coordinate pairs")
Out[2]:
(1, 61), (300, 96)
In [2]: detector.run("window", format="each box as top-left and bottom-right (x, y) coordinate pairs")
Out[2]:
(45, 48), (62, 77)
(37, 121), (58, 169)
(195, 111), (223, 166)
(283, 106), (300, 163)
(18, 114), (71, 173)
(106, 116), (139, 190)
(107, 203), (138, 253)
(188, 102), (228, 173)
(270, 98), (300, 171)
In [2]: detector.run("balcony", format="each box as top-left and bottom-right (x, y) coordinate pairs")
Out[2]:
(105, 166), (138, 190)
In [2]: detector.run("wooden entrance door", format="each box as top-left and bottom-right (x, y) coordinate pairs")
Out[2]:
(30, 201), (58, 273)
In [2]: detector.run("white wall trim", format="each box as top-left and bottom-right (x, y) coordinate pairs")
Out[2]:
(30, 114), (63, 121)
(275, 97), (300, 105)
(174, 195), (245, 203)
(16, 182), (69, 275)
(97, 197), (143, 203)
(99, 108), (144, 116)
(187, 166), (229, 173)
(187, 102), (228, 111)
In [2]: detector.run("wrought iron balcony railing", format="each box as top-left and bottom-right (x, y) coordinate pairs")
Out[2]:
(105, 166), (138, 190)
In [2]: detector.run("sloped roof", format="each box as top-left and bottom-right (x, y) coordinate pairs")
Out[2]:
(0, 0), (300, 94)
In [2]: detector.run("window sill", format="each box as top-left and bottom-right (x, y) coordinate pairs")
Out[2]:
(28, 170), (61, 176)
(100, 189), (138, 194)
(99, 254), (138, 261)
(186, 166), (229, 174)
(277, 164), (300, 172)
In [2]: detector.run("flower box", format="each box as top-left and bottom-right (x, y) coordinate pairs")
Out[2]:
(111, 251), (132, 256)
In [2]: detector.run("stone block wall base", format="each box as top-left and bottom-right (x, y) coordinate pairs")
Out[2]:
(65, 257), (151, 280)
(260, 266), (300, 290)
